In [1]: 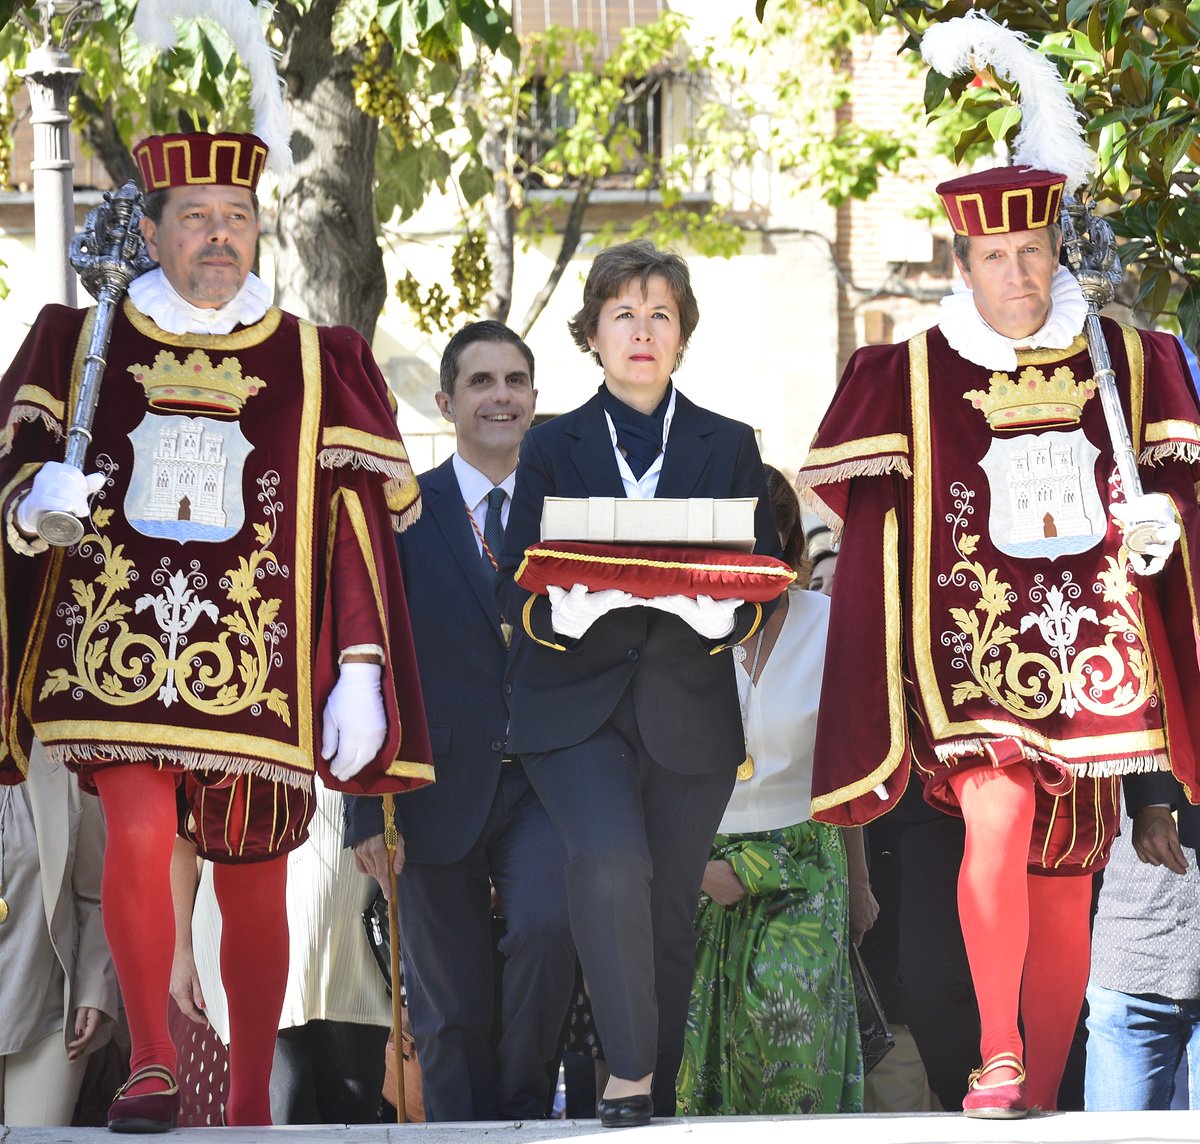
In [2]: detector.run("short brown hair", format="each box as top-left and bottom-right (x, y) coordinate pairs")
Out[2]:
(440, 320), (535, 396)
(765, 464), (810, 584)
(568, 239), (700, 368)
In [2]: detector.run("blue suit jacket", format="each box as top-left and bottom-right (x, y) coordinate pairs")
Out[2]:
(497, 388), (780, 774)
(345, 457), (512, 864)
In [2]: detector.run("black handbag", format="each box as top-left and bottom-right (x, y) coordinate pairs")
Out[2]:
(849, 942), (895, 1074)
(362, 886), (394, 994)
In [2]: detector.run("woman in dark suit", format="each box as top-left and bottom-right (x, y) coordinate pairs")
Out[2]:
(498, 240), (780, 1126)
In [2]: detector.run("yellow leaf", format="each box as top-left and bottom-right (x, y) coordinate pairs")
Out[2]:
(39, 668), (71, 699)
(85, 637), (109, 672)
(959, 533), (979, 555)
(267, 690), (293, 727)
(92, 507), (114, 529)
(254, 521), (273, 547)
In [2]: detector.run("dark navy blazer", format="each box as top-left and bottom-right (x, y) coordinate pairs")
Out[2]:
(1124, 770), (1200, 851)
(345, 457), (513, 863)
(497, 388), (780, 775)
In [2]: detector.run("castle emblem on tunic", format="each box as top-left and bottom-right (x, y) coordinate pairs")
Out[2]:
(125, 414), (254, 543)
(128, 349), (265, 416)
(965, 364), (1095, 431)
(978, 429), (1107, 560)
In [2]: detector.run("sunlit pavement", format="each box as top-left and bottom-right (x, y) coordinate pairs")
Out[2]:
(5, 1110), (1200, 1144)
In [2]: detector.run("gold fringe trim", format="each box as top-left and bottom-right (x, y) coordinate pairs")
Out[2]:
(390, 500), (422, 534)
(45, 742), (314, 790)
(318, 446), (415, 484)
(522, 546), (797, 581)
(1064, 752), (1171, 779)
(1140, 441), (1200, 467)
(318, 448), (422, 532)
(0, 406), (63, 457)
(792, 484), (844, 545)
(796, 455), (912, 489)
(934, 736), (1171, 778)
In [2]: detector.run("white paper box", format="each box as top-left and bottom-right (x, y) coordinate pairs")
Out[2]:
(540, 497), (757, 551)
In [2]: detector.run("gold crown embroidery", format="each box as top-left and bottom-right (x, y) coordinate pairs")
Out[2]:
(129, 350), (266, 416)
(964, 365), (1095, 431)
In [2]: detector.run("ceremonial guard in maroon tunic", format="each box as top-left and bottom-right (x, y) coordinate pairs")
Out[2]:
(798, 145), (1200, 1122)
(0, 131), (432, 1130)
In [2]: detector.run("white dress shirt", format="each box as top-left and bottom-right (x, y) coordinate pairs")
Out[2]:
(452, 453), (516, 557)
(602, 386), (677, 499)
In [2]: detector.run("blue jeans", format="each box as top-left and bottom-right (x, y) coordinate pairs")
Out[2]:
(1084, 983), (1200, 1110)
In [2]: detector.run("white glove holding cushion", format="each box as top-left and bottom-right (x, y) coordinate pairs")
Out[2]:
(640, 593), (742, 639)
(1111, 492), (1180, 576)
(321, 662), (388, 781)
(15, 462), (105, 536)
(548, 583), (638, 639)
(547, 584), (742, 641)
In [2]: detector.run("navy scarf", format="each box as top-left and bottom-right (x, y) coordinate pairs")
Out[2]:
(598, 382), (672, 479)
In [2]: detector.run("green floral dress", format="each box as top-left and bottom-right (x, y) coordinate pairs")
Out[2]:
(677, 820), (863, 1115)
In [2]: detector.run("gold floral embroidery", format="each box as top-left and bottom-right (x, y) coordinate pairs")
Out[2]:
(940, 481), (1154, 721)
(40, 476), (290, 723)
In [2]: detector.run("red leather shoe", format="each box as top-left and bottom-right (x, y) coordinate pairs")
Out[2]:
(107, 1065), (180, 1134)
(962, 1052), (1028, 1119)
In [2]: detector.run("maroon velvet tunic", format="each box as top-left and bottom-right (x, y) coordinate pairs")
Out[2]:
(1, 300), (432, 799)
(797, 319), (1200, 872)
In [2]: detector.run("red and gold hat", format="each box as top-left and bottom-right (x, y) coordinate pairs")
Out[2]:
(133, 132), (269, 194)
(936, 165), (1065, 237)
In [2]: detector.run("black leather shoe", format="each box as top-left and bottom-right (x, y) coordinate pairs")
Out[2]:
(596, 1094), (653, 1128)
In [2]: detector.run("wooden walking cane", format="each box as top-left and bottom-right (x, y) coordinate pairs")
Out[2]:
(383, 793), (407, 1122)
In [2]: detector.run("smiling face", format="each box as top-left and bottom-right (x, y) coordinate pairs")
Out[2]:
(436, 340), (536, 477)
(588, 273), (682, 413)
(139, 184), (260, 309)
(957, 227), (1061, 340)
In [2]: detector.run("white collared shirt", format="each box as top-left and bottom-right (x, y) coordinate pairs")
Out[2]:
(128, 266), (273, 336)
(603, 386), (677, 499)
(452, 453), (516, 556)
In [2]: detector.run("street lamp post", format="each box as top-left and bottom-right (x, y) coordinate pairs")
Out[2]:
(15, 1), (99, 308)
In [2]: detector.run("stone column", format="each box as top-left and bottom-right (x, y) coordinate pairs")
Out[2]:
(19, 44), (81, 307)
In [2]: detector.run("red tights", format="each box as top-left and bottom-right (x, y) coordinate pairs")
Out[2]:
(93, 766), (290, 1126)
(948, 765), (1092, 1110)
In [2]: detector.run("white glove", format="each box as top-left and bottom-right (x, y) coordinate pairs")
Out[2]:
(15, 462), (105, 536)
(1112, 493), (1180, 576)
(642, 593), (742, 639)
(548, 583), (638, 639)
(321, 662), (388, 781)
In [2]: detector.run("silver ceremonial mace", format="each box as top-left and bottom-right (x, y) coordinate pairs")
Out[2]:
(38, 181), (155, 547)
(1059, 197), (1166, 560)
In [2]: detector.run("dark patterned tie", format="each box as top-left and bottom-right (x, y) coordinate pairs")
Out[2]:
(481, 487), (505, 585)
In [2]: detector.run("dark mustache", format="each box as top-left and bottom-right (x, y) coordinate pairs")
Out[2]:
(193, 245), (240, 265)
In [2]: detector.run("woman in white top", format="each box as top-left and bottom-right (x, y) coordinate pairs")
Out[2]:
(677, 466), (878, 1115)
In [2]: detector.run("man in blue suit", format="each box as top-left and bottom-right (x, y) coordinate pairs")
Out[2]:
(344, 322), (575, 1121)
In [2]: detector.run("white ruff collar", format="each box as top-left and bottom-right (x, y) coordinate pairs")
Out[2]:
(128, 267), (272, 336)
(937, 266), (1087, 371)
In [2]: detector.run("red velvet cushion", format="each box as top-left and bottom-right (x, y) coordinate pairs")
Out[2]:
(516, 540), (796, 602)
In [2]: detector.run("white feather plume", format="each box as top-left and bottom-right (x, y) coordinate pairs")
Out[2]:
(134, 0), (292, 173)
(921, 10), (1094, 194)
